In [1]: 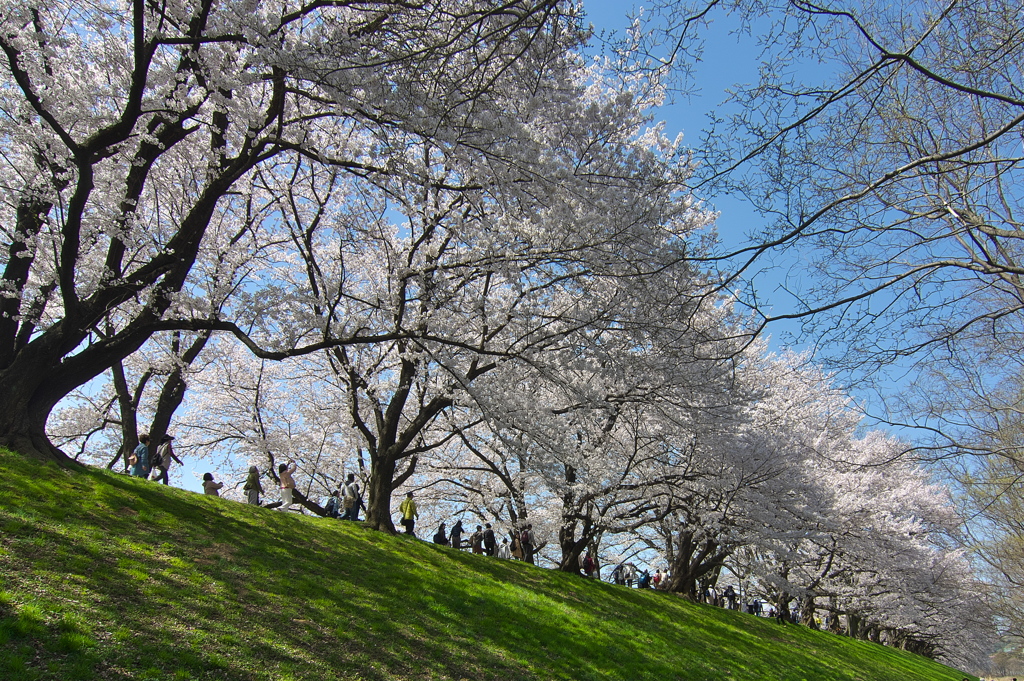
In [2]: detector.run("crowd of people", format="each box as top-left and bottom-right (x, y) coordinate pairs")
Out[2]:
(122, 452), (839, 624)
(121, 450), (749, 603)
(126, 432), (277, 507)
(125, 445), (679, 589)
(429, 517), (538, 562)
(125, 449), (924, 635)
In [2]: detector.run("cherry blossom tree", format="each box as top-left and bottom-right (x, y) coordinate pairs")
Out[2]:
(0, 0), (586, 461)
(196, 45), (731, 531)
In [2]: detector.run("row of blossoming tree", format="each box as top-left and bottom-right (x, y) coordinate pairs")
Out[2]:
(1, 0), (991, 669)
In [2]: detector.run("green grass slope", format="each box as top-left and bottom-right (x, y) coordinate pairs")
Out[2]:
(0, 448), (975, 681)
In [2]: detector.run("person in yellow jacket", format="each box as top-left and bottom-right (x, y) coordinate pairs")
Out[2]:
(399, 491), (418, 536)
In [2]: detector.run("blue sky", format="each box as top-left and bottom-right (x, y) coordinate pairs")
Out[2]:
(582, 1), (806, 342)
(578, 2), (913, 425)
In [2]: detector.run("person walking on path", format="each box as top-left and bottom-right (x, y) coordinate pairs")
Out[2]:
(341, 473), (362, 521)
(149, 434), (183, 485)
(278, 459), (298, 511)
(129, 433), (151, 478)
(483, 523), (497, 556)
(243, 465), (264, 505)
(202, 472), (224, 496)
(399, 491), (418, 535)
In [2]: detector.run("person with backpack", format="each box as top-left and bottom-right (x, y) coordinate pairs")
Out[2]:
(149, 434), (182, 485)
(341, 473), (362, 521)
(324, 490), (341, 519)
(623, 562), (636, 588)
(483, 523), (497, 556)
(723, 585), (737, 610)
(243, 465), (264, 505)
(611, 564), (624, 585)
(148, 436), (164, 483)
(129, 433), (151, 478)
(433, 522), (449, 545)
(582, 552), (595, 578)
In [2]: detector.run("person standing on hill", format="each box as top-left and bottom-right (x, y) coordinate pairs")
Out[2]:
(521, 524), (536, 564)
(623, 562), (636, 588)
(450, 520), (465, 549)
(724, 585), (737, 610)
(433, 522), (449, 545)
(510, 531), (522, 560)
(149, 434), (182, 485)
(399, 491), (418, 535)
(497, 537), (511, 559)
(202, 472), (224, 496)
(470, 525), (484, 554)
(324, 490), (341, 518)
(483, 523), (497, 556)
(129, 433), (151, 478)
(611, 564), (623, 585)
(243, 465), (264, 505)
(341, 473), (362, 521)
(278, 459), (298, 511)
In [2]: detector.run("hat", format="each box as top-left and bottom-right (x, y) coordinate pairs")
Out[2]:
(161, 434), (175, 442)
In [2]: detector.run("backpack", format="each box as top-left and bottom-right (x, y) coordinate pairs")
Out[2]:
(520, 529), (530, 546)
(324, 496), (340, 518)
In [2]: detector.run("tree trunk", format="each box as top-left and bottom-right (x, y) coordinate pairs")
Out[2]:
(556, 463), (596, 572)
(799, 595), (818, 628)
(110, 358), (145, 471)
(847, 614), (862, 639)
(364, 454), (398, 533)
(665, 529), (730, 599)
(775, 592), (793, 623)
(0, 353), (75, 463)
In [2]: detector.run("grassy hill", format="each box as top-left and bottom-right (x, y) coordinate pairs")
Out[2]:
(0, 448), (976, 681)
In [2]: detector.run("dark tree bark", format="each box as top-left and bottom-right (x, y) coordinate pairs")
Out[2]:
(664, 529), (731, 599)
